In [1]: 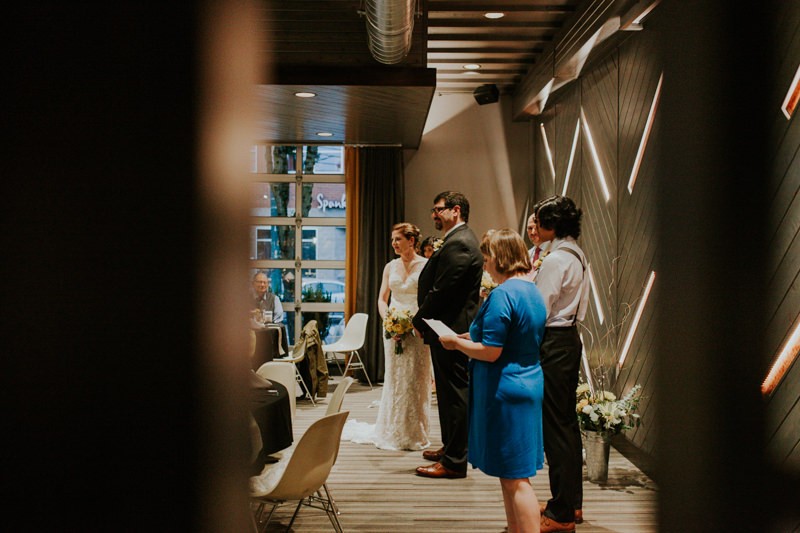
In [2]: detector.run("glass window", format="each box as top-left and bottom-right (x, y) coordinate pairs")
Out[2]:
(266, 145), (297, 174)
(302, 146), (344, 174)
(250, 225), (296, 260)
(301, 269), (345, 303)
(249, 268), (295, 303)
(250, 144), (345, 346)
(301, 226), (346, 260)
(251, 182), (296, 217)
(301, 183), (346, 217)
(302, 311), (344, 344)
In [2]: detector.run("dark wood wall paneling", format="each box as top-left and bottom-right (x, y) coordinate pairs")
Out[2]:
(533, 26), (664, 466)
(765, 0), (800, 474)
(614, 31), (661, 460)
(534, 1), (800, 479)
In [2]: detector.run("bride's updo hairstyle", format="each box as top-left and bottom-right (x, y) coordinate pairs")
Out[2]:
(481, 229), (531, 275)
(392, 222), (421, 251)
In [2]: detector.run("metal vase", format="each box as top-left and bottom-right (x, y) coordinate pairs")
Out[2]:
(582, 431), (611, 483)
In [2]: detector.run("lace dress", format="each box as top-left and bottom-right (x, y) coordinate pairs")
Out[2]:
(343, 257), (433, 450)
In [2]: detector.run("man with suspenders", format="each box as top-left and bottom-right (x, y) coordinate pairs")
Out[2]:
(533, 195), (591, 533)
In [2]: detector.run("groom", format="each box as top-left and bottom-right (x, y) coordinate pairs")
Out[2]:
(412, 191), (483, 479)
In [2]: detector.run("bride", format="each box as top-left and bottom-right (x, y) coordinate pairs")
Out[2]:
(344, 222), (432, 450)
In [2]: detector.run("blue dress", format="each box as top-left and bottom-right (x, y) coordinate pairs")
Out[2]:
(468, 278), (546, 478)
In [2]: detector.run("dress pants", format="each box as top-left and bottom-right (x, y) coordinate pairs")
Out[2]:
(541, 326), (583, 523)
(430, 342), (469, 473)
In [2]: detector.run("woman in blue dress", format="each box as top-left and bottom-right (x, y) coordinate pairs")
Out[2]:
(440, 229), (547, 533)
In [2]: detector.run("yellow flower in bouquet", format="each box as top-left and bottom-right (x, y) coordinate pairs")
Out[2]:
(383, 307), (415, 354)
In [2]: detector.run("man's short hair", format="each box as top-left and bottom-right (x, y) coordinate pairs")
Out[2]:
(535, 195), (583, 239)
(433, 191), (470, 222)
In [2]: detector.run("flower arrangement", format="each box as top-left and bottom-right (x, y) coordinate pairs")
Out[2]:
(383, 307), (415, 354)
(576, 382), (642, 438)
(480, 270), (498, 298)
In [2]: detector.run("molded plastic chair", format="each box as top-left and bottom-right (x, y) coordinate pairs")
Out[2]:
(256, 361), (297, 421)
(250, 411), (350, 533)
(322, 313), (372, 389)
(325, 376), (355, 416)
(273, 343), (315, 405)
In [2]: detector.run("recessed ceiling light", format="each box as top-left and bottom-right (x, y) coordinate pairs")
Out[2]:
(463, 63), (481, 70)
(294, 92), (316, 98)
(484, 12), (505, 19)
(316, 132), (333, 137)
(464, 71), (480, 76)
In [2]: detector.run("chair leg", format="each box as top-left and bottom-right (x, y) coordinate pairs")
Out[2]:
(294, 364), (315, 405)
(331, 353), (343, 375)
(286, 499), (304, 531)
(356, 352), (373, 389)
(343, 351), (372, 390)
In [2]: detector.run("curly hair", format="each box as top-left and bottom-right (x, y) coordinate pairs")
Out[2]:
(392, 222), (421, 251)
(535, 195), (583, 239)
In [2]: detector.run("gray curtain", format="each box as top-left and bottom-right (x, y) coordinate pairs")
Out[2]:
(354, 147), (404, 384)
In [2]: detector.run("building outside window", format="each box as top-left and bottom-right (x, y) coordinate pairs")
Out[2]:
(249, 145), (346, 345)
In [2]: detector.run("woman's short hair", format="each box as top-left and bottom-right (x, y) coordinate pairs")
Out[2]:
(392, 222), (421, 250)
(480, 229), (531, 275)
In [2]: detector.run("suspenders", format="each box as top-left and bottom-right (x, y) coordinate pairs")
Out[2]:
(558, 246), (585, 326)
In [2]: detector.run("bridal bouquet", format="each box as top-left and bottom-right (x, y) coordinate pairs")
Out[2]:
(383, 307), (415, 354)
(576, 382), (643, 438)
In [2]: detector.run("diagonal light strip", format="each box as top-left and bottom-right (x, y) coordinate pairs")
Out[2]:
(762, 318), (800, 395)
(539, 123), (557, 183)
(580, 108), (611, 202)
(562, 118), (581, 196)
(628, 72), (663, 194)
(587, 262), (605, 325)
(781, 63), (800, 120)
(580, 333), (595, 396)
(618, 271), (656, 370)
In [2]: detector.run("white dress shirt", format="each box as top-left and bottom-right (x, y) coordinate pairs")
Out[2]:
(526, 240), (552, 282)
(535, 237), (590, 327)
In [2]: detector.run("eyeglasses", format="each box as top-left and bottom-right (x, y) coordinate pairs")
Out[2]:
(430, 206), (450, 214)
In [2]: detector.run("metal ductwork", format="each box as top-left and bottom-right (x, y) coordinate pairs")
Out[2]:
(364, 0), (416, 64)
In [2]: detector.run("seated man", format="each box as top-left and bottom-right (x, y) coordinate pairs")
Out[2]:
(251, 271), (284, 323)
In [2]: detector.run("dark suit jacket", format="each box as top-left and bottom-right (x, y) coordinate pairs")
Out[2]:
(413, 224), (484, 345)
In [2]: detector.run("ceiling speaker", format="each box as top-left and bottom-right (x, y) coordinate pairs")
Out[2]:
(473, 84), (499, 105)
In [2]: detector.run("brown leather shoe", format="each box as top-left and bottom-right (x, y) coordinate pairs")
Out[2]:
(539, 504), (583, 524)
(422, 447), (444, 462)
(415, 462), (466, 479)
(540, 514), (575, 533)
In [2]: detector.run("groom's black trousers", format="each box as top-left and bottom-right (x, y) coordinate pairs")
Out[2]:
(430, 342), (469, 473)
(541, 325), (583, 523)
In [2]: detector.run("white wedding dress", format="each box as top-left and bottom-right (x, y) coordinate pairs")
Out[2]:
(343, 257), (432, 450)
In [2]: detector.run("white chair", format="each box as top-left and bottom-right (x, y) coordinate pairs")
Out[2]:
(256, 362), (297, 421)
(273, 343), (316, 405)
(321, 313), (372, 389)
(250, 411), (350, 533)
(325, 376), (355, 416)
